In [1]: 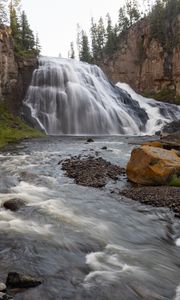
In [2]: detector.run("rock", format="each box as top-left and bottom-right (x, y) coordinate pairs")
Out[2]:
(126, 145), (180, 185)
(6, 272), (42, 289)
(61, 156), (122, 188)
(86, 138), (94, 143)
(0, 292), (13, 300)
(142, 141), (162, 148)
(0, 283), (6, 292)
(101, 146), (107, 150)
(161, 120), (180, 135)
(3, 199), (25, 212)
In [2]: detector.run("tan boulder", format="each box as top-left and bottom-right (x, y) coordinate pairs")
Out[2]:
(126, 145), (180, 185)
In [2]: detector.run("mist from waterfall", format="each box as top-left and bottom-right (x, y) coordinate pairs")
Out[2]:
(24, 57), (180, 135)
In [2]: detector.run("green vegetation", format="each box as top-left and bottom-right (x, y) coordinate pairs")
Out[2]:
(71, 0), (179, 63)
(0, 102), (44, 148)
(0, 0), (41, 56)
(169, 174), (180, 187)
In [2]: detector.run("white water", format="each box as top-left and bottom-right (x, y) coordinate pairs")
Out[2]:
(24, 57), (180, 135)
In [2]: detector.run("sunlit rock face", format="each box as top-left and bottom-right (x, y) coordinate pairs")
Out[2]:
(24, 56), (180, 135)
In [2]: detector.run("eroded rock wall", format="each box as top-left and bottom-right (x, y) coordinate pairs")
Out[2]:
(0, 25), (37, 112)
(99, 16), (180, 102)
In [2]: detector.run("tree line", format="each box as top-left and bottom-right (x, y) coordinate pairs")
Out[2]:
(0, 0), (41, 57)
(69, 0), (180, 63)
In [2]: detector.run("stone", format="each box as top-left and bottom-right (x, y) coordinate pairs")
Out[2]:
(3, 199), (25, 212)
(142, 141), (162, 148)
(0, 283), (6, 292)
(126, 145), (180, 185)
(86, 138), (94, 143)
(101, 146), (107, 150)
(0, 292), (13, 300)
(6, 272), (42, 289)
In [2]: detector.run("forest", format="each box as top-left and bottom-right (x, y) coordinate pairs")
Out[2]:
(69, 0), (180, 63)
(0, 0), (40, 57)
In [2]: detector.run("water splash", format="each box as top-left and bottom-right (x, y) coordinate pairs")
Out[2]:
(24, 57), (180, 135)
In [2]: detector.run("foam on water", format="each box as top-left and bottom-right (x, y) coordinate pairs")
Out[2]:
(24, 57), (180, 135)
(117, 82), (179, 134)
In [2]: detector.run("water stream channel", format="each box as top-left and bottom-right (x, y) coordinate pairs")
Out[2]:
(0, 136), (180, 300)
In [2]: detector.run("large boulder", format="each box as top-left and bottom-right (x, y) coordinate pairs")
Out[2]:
(126, 145), (180, 185)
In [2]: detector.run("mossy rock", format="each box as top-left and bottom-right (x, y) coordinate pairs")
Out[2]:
(0, 101), (44, 148)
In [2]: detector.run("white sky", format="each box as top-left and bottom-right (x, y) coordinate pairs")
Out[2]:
(21, 0), (126, 58)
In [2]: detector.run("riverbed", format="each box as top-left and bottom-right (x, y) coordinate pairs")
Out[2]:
(0, 136), (180, 300)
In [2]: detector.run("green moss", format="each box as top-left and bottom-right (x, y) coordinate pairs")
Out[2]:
(169, 174), (180, 187)
(0, 101), (44, 148)
(142, 89), (176, 103)
(175, 96), (180, 104)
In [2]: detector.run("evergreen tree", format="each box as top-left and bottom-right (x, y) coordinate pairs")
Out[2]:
(105, 13), (118, 55)
(79, 31), (92, 63)
(96, 17), (105, 59)
(35, 32), (41, 55)
(20, 10), (35, 51)
(9, 0), (21, 48)
(69, 41), (75, 59)
(90, 17), (98, 60)
(126, 0), (140, 26)
(118, 6), (129, 32)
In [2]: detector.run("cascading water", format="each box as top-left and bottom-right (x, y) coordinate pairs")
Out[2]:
(24, 56), (180, 135)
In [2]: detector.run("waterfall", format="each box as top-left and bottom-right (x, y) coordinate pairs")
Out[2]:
(23, 56), (180, 135)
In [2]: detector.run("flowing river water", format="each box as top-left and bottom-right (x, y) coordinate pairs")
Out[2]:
(0, 136), (180, 300)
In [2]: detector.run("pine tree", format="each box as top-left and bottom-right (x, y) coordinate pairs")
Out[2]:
(96, 17), (105, 59)
(126, 0), (140, 26)
(69, 42), (75, 59)
(90, 18), (98, 60)
(9, 0), (21, 49)
(35, 32), (41, 55)
(118, 6), (129, 32)
(20, 10), (35, 51)
(79, 31), (92, 63)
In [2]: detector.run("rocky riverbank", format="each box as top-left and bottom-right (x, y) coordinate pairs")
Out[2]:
(61, 156), (124, 188)
(120, 186), (180, 217)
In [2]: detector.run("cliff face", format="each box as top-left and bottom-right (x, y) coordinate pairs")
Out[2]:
(99, 15), (180, 103)
(0, 26), (37, 112)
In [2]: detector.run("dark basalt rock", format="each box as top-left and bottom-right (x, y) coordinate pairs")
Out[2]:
(161, 120), (180, 135)
(120, 186), (180, 217)
(6, 272), (42, 289)
(101, 146), (107, 150)
(0, 292), (14, 300)
(3, 199), (25, 212)
(86, 138), (94, 143)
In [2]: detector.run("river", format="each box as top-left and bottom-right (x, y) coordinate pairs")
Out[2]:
(0, 136), (180, 300)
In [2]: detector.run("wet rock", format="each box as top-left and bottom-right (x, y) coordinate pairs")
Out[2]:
(0, 292), (13, 300)
(126, 145), (180, 185)
(161, 120), (180, 135)
(3, 199), (26, 212)
(6, 272), (42, 289)
(120, 186), (180, 217)
(86, 138), (94, 143)
(101, 146), (107, 150)
(61, 156), (123, 188)
(0, 284), (6, 292)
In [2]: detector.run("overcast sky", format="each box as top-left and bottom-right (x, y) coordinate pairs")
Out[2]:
(21, 0), (153, 58)
(21, 0), (127, 58)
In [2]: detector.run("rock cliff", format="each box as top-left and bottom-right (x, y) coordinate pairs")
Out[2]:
(99, 15), (180, 103)
(0, 25), (37, 112)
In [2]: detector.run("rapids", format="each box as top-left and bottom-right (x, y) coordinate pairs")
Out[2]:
(23, 57), (180, 135)
(0, 136), (180, 300)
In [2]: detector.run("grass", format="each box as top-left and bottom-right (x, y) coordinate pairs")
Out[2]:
(0, 101), (44, 148)
(169, 174), (180, 187)
(142, 89), (177, 103)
